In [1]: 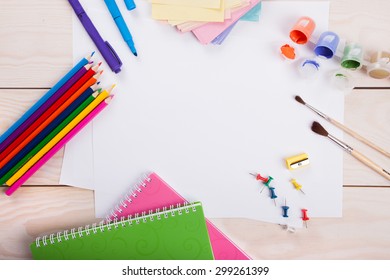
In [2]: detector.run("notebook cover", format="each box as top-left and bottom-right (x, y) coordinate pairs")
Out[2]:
(31, 202), (213, 260)
(106, 172), (251, 260)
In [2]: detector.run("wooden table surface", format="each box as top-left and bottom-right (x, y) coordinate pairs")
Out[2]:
(0, 0), (389, 260)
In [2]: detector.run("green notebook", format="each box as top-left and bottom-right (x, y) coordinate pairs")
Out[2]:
(30, 202), (214, 260)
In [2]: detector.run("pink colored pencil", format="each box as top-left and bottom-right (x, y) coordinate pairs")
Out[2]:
(5, 96), (114, 196)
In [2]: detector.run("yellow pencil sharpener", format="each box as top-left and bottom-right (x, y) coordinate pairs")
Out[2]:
(285, 153), (309, 170)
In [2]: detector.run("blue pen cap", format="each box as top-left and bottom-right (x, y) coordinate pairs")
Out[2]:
(124, 0), (136, 11)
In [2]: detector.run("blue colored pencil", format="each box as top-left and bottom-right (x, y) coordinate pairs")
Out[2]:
(0, 85), (98, 181)
(0, 53), (93, 145)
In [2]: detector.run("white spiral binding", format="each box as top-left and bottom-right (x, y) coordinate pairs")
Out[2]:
(34, 202), (199, 248)
(106, 173), (152, 223)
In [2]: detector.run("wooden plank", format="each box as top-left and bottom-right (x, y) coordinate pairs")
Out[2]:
(343, 89), (390, 185)
(2, 88), (388, 186)
(0, 0), (389, 88)
(211, 187), (390, 259)
(0, 0), (72, 88)
(0, 186), (389, 259)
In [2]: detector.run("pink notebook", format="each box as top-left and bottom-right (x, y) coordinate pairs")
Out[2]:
(105, 172), (250, 260)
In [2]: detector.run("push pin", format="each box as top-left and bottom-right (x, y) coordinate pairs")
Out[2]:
(249, 173), (273, 193)
(264, 176), (274, 187)
(249, 173), (268, 183)
(290, 179), (305, 194)
(301, 208), (310, 228)
(281, 199), (289, 218)
(269, 187), (277, 206)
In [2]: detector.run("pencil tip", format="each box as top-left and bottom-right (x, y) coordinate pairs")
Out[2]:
(91, 51), (96, 57)
(108, 84), (116, 94)
(134, 52), (138, 57)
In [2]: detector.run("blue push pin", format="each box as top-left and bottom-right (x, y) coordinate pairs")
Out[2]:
(282, 199), (289, 218)
(269, 187), (277, 206)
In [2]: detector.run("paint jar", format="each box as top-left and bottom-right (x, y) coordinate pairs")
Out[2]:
(280, 43), (297, 61)
(289, 16), (316, 44)
(341, 42), (363, 70)
(366, 51), (390, 79)
(314, 31), (340, 59)
(298, 57), (320, 78)
(331, 68), (354, 93)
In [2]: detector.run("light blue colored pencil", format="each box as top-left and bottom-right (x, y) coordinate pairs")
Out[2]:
(0, 52), (94, 144)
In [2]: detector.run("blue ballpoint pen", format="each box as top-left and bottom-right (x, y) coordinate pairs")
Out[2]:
(68, 0), (122, 73)
(104, 0), (138, 56)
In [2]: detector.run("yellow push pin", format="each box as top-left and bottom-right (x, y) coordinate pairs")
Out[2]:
(290, 179), (305, 195)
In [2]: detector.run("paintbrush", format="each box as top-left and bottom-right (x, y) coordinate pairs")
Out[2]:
(295, 95), (390, 158)
(311, 121), (390, 180)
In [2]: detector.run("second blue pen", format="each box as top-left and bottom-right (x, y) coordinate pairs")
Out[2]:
(104, 0), (138, 56)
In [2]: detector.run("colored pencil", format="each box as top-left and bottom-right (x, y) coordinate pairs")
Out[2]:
(0, 70), (102, 167)
(5, 96), (113, 196)
(0, 63), (94, 154)
(5, 89), (111, 187)
(0, 85), (100, 179)
(0, 89), (105, 186)
(0, 53), (93, 145)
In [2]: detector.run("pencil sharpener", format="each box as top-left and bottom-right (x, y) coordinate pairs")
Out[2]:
(285, 153), (309, 170)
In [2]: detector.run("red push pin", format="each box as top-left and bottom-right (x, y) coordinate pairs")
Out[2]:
(250, 172), (268, 193)
(249, 173), (268, 183)
(301, 208), (310, 228)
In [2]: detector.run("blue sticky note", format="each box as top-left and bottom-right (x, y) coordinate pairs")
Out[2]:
(240, 2), (262, 22)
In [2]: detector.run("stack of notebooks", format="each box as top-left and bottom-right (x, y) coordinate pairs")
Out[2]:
(0, 53), (114, 196)
(151, 0), (262, 44)
(31, 172), (250, 260)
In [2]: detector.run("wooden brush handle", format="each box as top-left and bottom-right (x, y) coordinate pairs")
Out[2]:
(331, 119), (390, 158)
(351, 149), (390, 180)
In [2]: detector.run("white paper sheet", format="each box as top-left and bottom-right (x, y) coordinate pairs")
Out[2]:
(63, 1), (343, 225)
(60, 123), (94, 190)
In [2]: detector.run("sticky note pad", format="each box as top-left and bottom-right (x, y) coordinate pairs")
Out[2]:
(152, 0), (222, 9)
(152, 1), (226, 22)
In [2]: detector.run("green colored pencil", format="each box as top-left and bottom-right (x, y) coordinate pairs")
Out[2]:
(0, 92), (99, 185)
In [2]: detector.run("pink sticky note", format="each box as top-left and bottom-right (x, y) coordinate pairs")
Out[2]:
(192, 0), (260, 44)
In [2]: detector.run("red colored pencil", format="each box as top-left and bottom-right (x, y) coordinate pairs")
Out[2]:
(0, 65), (98, 164)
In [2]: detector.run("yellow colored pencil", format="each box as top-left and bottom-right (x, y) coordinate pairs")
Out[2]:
(6, 90), (110, 186)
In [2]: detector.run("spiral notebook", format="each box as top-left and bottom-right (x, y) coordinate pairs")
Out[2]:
(105, 172), (250, 260)
(30, 202), (214, 260)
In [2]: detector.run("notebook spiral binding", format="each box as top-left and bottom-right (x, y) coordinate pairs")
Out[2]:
(35, 201), (198, 248)
(105, 172), (152, 223)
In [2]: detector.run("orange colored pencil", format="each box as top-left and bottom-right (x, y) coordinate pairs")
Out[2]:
(0, 68), (102, 169)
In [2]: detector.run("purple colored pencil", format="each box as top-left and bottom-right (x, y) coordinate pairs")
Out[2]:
(0, 64), (91, 154)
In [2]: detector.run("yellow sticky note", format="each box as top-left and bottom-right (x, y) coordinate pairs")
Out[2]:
(152, 0), (222, 9)
(152, 1), (226, 22)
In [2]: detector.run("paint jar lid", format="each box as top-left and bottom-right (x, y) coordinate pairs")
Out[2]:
(280, 43), (298, 61)
(331, 68), (354, 93)
(299, 58), (321, 79)
(366, 51), (390, 79)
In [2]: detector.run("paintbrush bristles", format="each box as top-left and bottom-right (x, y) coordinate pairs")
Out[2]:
(311, 121), (329, 137)
(294, 95), (306, 105)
